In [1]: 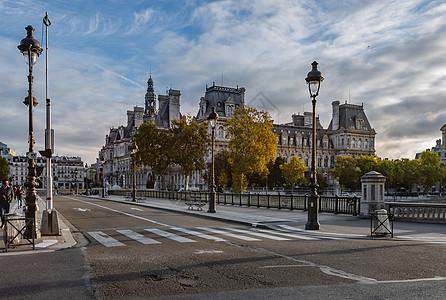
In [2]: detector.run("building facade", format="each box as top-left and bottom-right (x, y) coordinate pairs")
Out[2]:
(96, 77), (376, 191)
(1, 143), (85, 190)
(417, 124), (446, 164)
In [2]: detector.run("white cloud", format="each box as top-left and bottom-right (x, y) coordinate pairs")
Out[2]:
(2, 0), (446, 164)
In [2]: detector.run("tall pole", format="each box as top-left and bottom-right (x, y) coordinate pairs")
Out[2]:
(26, 45), (39, 238)
(305, 61), (323, 231)
(305, 95), (320, 230)
(44, 12), (53, 211)
(207, 107), (218, 213)
(132, 159), (136, 202)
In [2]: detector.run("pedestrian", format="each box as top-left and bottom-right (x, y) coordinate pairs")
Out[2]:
(0, 180), (14, 228)
(16, 185), (24, 209)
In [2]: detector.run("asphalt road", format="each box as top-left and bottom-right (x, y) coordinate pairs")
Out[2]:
(4, 195), (446, 299)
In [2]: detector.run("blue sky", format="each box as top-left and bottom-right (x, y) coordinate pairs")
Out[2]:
(1, 0), (446, 164)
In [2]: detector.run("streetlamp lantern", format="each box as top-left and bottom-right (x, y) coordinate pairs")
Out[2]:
(207, 106), (219, 213)
(305, 61), (324, 97)
(18, 25), (43, 66)
(18, 25), (43, 239)
(305, 61), (323, 230)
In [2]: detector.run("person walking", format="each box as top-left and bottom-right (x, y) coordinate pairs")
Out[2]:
(16, 185), (24, 209)
(0, 180), (14, 228)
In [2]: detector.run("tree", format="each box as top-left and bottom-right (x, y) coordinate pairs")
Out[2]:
(280, 156), (306, 192)
(419, 150), (442, 191)
(170, 116), (209, 190)
(0, 156), (9, 181)
(330, 155), (361, 190)
(133, 122), (173, 190)
(225, 105), (277, 193)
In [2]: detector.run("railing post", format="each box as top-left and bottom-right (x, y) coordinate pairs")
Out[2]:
(335, 195), (339, 214)
(353, 196), (358, 216)
(232, 193), (234, 206)
(239, 194), (242, 206)
(267, 194), (270, 209)
(248, 193), (251, 207)
(290, 194), (294, 211)
(278, 193), (281, 210)
(257, 193), (260, 208)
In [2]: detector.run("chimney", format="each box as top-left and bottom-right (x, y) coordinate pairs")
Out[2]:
(332, 101), (340, 130)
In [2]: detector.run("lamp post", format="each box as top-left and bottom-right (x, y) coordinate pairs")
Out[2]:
(101, 158), (106, 198)
(130, 143), (138, 202)
(18, 25), (43, 239)
(305, 61), (324, 230)
(207, 107), (219, 213)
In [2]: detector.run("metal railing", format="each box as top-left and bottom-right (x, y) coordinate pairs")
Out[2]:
(387, 203), (446, 224)
(106, 189), (360, 216)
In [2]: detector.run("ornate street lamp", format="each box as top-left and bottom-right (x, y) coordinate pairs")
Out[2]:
(18, 25), (43, 239)
(207, 107), (219, 213)
(305, 61), (324, 230)
(101, 157), (106, 198)
(130, 143), (138, 202)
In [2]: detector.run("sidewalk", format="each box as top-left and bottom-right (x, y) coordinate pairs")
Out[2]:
(92, 194), (446, 242)
(0, 196), (76, 256)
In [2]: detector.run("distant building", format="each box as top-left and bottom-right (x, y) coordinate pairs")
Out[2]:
(0, 143), (85, 189)
(417, 124), (446, 164)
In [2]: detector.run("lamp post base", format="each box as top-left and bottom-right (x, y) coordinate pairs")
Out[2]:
(207, 190), (216, 213)
(305, 221), (320, 230)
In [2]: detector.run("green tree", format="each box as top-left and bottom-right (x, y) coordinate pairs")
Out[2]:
(0, 156), (9, 180)
(419, 150), (442, 191)
(330, 155), (361, 190)
(213, 150), (232, 191)
(355, 155), (381, 176)
(280, 156), (306, 192)
(133, 122), (173, 190)
(170, 116), (209, 190)
(225, 105), (277, 193)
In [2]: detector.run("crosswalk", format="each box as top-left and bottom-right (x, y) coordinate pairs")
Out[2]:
(86, 225), (353, 248)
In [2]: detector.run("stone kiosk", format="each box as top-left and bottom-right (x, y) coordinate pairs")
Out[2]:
(360, 171), (386, 218)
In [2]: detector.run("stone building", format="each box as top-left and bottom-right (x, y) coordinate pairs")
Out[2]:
(1, 143), (84, 190)
(96, 76), (376, 191)
(274, 101), (376, 180)
(417, 124), (446, 164)
(97, 77), (186, 190)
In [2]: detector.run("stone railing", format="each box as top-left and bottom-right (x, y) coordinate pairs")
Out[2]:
(387, 202), (446, 224)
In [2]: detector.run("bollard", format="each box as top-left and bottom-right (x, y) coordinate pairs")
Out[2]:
(372, 209), (391, 235)
(3, 213), (24, 245)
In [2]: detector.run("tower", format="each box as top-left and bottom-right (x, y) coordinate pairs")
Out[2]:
(144, 76), (156, 122)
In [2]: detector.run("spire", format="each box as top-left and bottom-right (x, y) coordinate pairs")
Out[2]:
(144, 75), (156, 120)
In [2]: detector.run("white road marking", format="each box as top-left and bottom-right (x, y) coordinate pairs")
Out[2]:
(170, 227), (226, 242)
(277, 225), (348, 240)
(35, 240), (58, 248)
(116, 229), (161, 245)
(89, 231), (125, 247)
(70, 198), (169, 227)
(260, 265), (310, 268)
(130, 208), (143, 211)
(73, 208), (91, 212)
(145, 228), (196, 243)
(223, 227), (291, 241)
(194, 250), (224, 254)
(253, 228), (319, 240)
(197, 227), (261, 241)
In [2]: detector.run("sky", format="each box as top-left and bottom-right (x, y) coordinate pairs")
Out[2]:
(1, 0), (446, 165)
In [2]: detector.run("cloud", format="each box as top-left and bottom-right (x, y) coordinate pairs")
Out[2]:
(2, 0), (446, 165)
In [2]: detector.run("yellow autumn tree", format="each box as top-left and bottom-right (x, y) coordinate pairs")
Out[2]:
(280, 156), (306, 192)
(225, 105), (277, 193)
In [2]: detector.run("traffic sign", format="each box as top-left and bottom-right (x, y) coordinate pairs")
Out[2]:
(26, 152), (37, 159)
